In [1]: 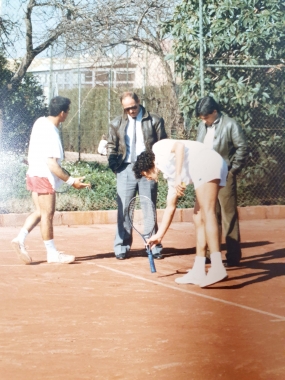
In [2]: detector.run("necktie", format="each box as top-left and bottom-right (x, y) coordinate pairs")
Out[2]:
(131, 118), (136, 163)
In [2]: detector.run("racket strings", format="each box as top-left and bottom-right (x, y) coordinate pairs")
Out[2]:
(128, 196), (156, 236)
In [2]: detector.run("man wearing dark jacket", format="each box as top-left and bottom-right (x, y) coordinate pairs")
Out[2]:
(196, 96), (248, 266)
(107, 91), (167, 260)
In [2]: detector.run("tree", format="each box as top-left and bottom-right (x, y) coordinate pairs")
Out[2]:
(0, 54), (47, 152)
(7, 0), (128, 89)
(3, 1), (182, 135)
(163, 0), (285, 205)
(101, 0), (182, 135)
(90, 0), (181, 132)
(5, 1), (176, 88)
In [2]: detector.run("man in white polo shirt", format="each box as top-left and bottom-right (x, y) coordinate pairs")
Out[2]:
(11, 96), (90, 265)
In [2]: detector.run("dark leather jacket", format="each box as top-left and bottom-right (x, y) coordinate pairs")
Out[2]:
(107, 105), (167, 172)
(196, 114), (248, 175)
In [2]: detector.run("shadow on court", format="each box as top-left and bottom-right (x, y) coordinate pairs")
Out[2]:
(213, 248), (285, 290)
(1, 219), (285, 380)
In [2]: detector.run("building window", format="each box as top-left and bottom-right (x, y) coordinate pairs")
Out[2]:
(116, 72), (135, 81)
(96, 71), (110, 83)
(84, 71), (93, 82)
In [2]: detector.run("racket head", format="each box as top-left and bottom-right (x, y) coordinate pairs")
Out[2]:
(55, 168), (72, 194)
(128, 195), (156, 240)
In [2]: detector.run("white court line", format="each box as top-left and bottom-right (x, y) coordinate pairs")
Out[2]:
(0, 265), (28, 267)
(96, 264), (285, 322)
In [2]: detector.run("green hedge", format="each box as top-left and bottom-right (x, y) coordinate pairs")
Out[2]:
(0, 157), (195, 213)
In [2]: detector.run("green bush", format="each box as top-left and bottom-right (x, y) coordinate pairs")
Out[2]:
(0, 152), (30, 213)
(0, 55), (47, 153)
(163, 0), (285, 206)
(0, 158), (196, 213)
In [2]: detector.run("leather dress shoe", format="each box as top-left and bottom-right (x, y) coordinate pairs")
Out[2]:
(223, 260), (240, 267)
(116, 253), (126, 260)
(205, 257), (211, 264)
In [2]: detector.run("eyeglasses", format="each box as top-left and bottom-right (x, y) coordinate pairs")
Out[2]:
(123, 105), (138, 112)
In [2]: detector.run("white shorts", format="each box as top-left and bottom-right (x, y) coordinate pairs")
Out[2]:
(190, 149), (228, 189)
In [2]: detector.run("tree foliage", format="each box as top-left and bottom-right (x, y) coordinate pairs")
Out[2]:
(0, 54), (47, 152)
(3, 1), (182, 134)
(163, 0), (285, 204)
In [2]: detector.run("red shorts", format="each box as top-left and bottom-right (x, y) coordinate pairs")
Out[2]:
(26, 175), (55, 194)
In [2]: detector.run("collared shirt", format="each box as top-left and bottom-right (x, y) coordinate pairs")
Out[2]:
(27, 117), (64, 190)
(124, 107), (145, 163)
(153, 139), (207, 199)
(203, 114), (222, 150)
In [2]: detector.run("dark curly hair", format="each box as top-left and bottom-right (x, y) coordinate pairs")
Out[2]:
(133, 150), (155, 179)
(195, 96), (221, 117)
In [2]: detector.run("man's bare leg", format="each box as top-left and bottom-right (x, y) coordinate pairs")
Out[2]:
(175, 200), (208, 285)
(38, 193), (75, 264)
(11, 192), (41, 264)
(194, 180), (227, 287)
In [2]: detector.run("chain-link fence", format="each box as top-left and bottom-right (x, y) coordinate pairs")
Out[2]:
(191, 64), (285, 207)
(0, 46), (285, 212)
(28, 47), (181, 156)
(55, 57), (285, 208)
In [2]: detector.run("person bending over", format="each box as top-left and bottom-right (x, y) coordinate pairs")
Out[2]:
(133, 139), (228, 287)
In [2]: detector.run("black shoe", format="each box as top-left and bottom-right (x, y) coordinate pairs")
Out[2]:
(153, 253), (163, 260)
(223, 260), (240, 267)
(116, 253), (126, 260)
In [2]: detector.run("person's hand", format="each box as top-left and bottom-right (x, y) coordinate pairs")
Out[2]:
(146, 234), (162, 249)
(175, 176), (186, 197)
(72, 177), (91, 190)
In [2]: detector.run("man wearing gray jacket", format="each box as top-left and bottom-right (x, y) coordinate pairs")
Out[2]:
(107, 91), (167, 260)
(196, 96), (248, 266)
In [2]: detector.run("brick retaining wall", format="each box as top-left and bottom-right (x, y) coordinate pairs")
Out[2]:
(1, 206), (285, 227)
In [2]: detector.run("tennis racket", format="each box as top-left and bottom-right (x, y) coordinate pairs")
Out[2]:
(128, 195), (156, 273)
(55, 168), (73, 194)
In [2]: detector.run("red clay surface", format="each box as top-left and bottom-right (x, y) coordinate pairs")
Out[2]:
(1, 219), (285, 380)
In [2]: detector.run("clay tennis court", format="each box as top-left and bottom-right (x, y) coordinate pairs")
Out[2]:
(1, 211), (285, 380)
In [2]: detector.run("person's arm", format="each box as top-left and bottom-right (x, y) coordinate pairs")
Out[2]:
(152, 115), (167, 141)
(47, 157), (90, 189)
(171, 141), (186, 197)
(107, 118), (121, 172)
(229, 121), (248, 175)
(146, 195), (178, 248)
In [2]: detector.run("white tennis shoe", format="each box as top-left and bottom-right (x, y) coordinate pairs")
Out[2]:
(175, 270), (206, 285)
(11, 238), (32, 265)
(47, 252), (75, 264)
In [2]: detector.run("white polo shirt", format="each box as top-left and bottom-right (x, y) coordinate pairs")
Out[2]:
(27, 117), (64, 190)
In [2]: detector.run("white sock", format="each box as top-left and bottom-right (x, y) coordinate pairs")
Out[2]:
(210, 252), (223, 267)
(192, 255), (206, 275)
(43, 239), (58, 255)
(17, 228), (29, 245)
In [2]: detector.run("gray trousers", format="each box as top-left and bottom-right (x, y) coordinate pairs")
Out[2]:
(216, 172), (242, 264)
(114, 163), (162, 256)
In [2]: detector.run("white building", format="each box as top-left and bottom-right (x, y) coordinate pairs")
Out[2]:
(24, 49), (172, 101)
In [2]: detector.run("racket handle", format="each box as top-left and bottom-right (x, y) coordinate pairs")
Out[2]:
(147, 248), (156, 273)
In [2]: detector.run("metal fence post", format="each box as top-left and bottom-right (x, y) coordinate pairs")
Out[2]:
(108, 70), (111, 124)
(78, 54), (81, 161)
(199, 0), (204, 97)
(49, 45), (53, 103)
